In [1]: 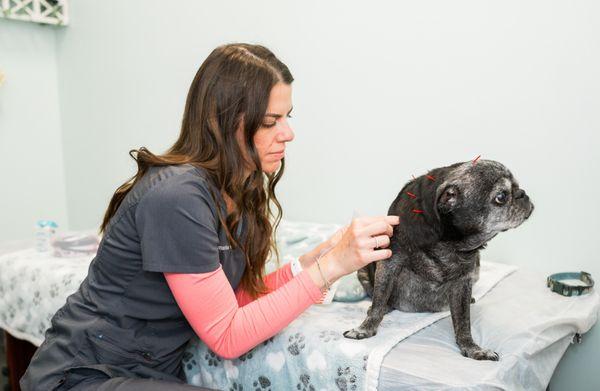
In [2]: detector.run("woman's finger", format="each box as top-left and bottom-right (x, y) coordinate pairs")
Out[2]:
(365, 248), (393, 263)
(354, 215), (399, 227)
(370, 234), (390, 249)
(361, 221), (394, 237)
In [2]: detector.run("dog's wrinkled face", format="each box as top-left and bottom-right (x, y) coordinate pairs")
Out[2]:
(436, 160), (534, 243)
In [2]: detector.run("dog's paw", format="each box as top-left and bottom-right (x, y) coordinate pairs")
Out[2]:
(460, 345), (499, 361)
(470, 297), (476, 304)
(343, 327), (376, 340)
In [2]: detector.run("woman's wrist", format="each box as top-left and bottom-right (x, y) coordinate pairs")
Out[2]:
(299, 241), (332, 270)
(305, 252), (342, 292)
(298, 253), (311, 270)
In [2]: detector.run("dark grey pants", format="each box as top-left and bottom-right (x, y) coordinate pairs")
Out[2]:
(51, 367), (218, 391)
(63, 376), (218, 390)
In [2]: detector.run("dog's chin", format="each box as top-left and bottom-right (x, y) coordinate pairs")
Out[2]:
(499, 205), (534, 232)
(514, 209), (534, 228)
(499, 220), (525, 232)
(526, 203), (535, 218)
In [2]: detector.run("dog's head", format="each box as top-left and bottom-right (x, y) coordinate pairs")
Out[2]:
(391, 159), (534, 251)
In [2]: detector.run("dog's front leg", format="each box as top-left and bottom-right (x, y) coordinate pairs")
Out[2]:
(449, 278), (499, 361)
(343, 261), (398, 340)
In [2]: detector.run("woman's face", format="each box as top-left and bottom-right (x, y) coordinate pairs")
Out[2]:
(238, 82), (294, 174)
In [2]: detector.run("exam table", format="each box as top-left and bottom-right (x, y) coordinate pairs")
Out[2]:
(0, 221), (598, 390)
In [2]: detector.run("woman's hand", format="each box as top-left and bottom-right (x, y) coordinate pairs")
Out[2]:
(299, 225), (349, 269)
(328, 225), (349, 248)
(314, 215), (399, 285)
(304, 215), (399, 291)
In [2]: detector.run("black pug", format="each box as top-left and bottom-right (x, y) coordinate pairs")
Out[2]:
(343, 159), (534, 361)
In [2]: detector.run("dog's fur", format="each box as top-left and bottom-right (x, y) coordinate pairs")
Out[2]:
(343, 159), (534, 361)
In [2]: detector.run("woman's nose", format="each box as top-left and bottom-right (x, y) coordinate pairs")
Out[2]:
(277, 119), (295, 142)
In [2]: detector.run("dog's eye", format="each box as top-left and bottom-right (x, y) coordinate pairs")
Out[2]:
(494, 191), (508, 205)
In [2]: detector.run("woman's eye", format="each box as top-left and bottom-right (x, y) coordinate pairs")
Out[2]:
(262, 114), (291, 128)
(494, 191), (508, 205)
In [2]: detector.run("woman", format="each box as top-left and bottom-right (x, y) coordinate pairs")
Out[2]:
(20, 43), (399, 390)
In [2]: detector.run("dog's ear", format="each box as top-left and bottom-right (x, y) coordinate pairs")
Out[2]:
(437, 185), (459, 214)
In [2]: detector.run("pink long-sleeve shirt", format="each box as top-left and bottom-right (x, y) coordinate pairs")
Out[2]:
(164, 262), (325, 360)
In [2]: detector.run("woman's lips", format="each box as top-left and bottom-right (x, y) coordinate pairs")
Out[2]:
(270, 151), (285, 159)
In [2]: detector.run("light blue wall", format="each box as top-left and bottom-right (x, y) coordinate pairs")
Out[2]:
(4, 0), (600, 389)
(0, 19), (69, 241)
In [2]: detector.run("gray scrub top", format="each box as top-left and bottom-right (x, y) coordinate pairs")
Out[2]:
(20, 163), (247, 390)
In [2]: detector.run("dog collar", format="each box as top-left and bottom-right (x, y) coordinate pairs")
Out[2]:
(547, 271), (594, 296)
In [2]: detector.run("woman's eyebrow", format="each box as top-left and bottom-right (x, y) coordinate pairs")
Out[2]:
(265, 106), (293, 118)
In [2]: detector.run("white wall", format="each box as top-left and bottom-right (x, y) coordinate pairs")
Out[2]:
(0, 19), (69, 242)
(5, 0), (600, 388)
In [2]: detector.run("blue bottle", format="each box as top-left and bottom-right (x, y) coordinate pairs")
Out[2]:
(35, 220), (58, 253)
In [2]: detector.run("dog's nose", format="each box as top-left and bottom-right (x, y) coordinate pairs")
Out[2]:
(514, 189), (526, 199)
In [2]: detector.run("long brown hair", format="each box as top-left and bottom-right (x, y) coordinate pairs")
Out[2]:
(100, 43), (293, 299)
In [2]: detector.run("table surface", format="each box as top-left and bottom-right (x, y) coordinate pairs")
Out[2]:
(1, 228), (599, 390)
(378, 267), (599, 390)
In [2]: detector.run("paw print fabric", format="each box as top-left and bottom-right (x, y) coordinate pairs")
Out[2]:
(0, 222), (518, 390)
(182, 261), (519, 391)
(0, 249), (91, 346)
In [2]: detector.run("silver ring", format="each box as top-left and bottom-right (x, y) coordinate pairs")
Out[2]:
(374, 236), (380, 249)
